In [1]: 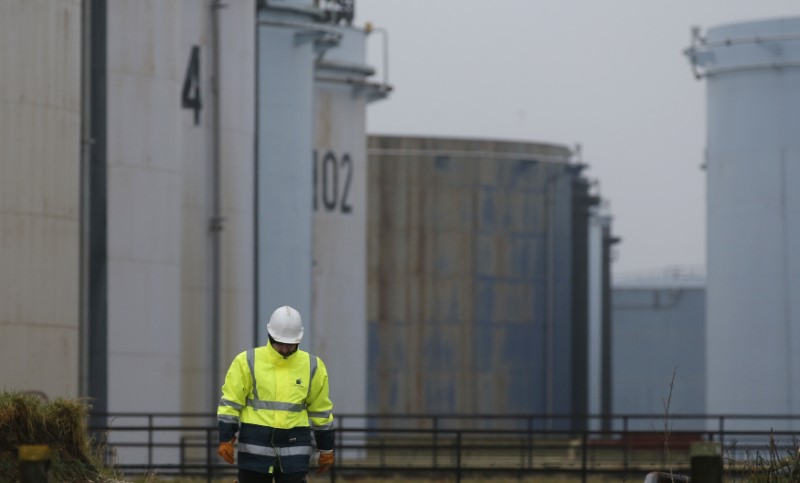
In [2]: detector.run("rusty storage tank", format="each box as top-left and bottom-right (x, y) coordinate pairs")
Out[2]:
(0, 0), (82, 398)
(367, 135), (598, 429)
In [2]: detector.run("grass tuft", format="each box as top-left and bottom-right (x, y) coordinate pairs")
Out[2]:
(0, 390), (120, 482)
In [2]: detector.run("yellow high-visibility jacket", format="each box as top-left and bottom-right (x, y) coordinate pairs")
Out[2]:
(217, 343), (335, 474)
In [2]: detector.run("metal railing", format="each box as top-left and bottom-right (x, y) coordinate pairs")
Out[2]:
(87, 413), (800, 482)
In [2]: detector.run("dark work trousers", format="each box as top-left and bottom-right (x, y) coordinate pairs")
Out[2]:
(237, 468), (307, 483)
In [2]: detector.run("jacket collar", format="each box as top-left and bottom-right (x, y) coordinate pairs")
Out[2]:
(265, 342), (299, 361)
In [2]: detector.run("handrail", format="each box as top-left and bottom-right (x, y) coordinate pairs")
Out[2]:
(86, 412), (800, 483)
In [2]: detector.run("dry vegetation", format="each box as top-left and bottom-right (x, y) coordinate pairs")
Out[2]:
(0, 391), (118, 482)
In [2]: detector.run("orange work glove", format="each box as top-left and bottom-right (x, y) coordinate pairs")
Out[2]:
(217, 437), (236, 465)
(316, 450), (334, 473)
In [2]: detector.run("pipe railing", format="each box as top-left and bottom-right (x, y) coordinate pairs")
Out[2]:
(88, 413), (800, 483)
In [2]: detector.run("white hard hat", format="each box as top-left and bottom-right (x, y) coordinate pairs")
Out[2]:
(267, 306), (304, 344)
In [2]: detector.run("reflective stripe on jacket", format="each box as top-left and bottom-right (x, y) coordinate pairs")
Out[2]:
(217, 344), (335, 474)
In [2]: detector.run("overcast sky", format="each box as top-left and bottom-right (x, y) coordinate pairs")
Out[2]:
(354, 1), (799, 277)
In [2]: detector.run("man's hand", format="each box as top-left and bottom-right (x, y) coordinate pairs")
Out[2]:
(316, 449), (334, 473)
(217, 437), (236, 464)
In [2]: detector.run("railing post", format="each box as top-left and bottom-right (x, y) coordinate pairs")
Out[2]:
(691, 441), (722, 483)
(581, 430), (588, 483)
(331, 415), (341, 483)
(432, 415), (438, 468)
(623, 415), (629, 474)
(206, 426), (213, 483)
(380, 434), (386, 467)
(147, 414), (153, 469)
(527, 416), (533, 469)
(455, 430), (462, 483)
(18, 445), (51, 483)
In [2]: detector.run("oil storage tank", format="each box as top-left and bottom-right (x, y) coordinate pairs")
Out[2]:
(179, 0), (256, 416)
(686, 17), (800, 428)
(367, 136), (596, 429)
(612, 270), (706, 431)
(256, 0), (325, 342)
(313, 21), (390, 420)
(106, 0), (183, 414)
(104, 0), (184, 465)
(0, 0), (82, 398)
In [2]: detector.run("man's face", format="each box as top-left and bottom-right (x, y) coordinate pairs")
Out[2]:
(272, 340), (298, 357)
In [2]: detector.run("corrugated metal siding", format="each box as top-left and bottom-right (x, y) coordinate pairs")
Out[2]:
(367, 135), (579, 427)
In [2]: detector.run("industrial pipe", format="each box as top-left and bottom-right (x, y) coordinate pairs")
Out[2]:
(210, 0), (225, 419)
(643, 472), (690, 483)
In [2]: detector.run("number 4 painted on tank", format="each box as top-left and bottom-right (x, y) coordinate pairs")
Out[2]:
(181, 46), (202, 125)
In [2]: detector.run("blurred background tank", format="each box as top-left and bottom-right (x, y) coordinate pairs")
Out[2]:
(0, 0), (82, 398)
(687, 17), (800, 429)
(366, 136), (604, 429)
(612, 267), (706, 431)
(313, 20), (390, 420)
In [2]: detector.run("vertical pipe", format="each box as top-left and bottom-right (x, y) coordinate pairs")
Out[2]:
(210, 0), (225, 416)
(601, 224), (617, 432)
(544, 173), (555, 424)
(367, 26), (389, 85)
(79, 0), (92, 402)
(88, 0), (108, 423)
(253, 11), (261, 348)
(571, 175), (592, 430)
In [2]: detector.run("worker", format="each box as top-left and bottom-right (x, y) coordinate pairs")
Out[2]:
(217, 305), (335, 482)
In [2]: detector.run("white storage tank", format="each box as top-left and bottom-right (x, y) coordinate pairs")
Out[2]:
(313, 21), (389, 422)
(687, 17), (800, 427)
(256, 0), (321, 344)
(100, 0), (190, 466)
(0, 0), (82, 398)
(105, 0), (183, 436)
(178, 0), (256, 416)
(612, 272), (706, 431)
